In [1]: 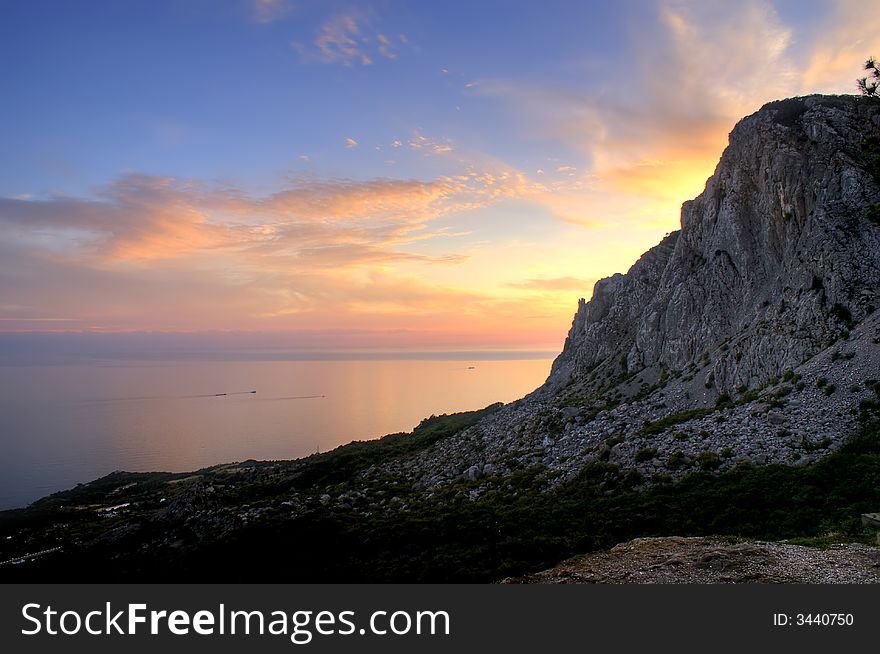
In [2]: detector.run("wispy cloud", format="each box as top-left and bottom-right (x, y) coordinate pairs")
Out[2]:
(0, 173), (505, 264)
(470, 0), (805, 229)
(799, 0), (880, 94)
(250, 0), (296, 24)
(293, 12), (409, 66)
(406, 131), (454, 155)
(0, 169), (555, 336)
(376, 33), (397, 60)
(314, 14), (372, 65)
(0, 176), (238, 262)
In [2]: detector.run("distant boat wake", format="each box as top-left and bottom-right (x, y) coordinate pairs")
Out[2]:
(81, 390), (325, 403)
(209, 390), (258, 397)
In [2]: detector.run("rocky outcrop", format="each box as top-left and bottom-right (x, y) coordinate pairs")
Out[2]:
(364, 95), (880, 489)
(551, 95), (880, 395)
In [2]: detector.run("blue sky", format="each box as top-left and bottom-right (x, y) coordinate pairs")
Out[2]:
(0, 0), (876, 348)
(2, 0), (620, 194)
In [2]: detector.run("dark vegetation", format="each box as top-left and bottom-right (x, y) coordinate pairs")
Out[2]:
(2, 404), (879, 583)
(765, 97), (807, 126)
(638, 408), (713, 436)
(857, 56), (880, 97)
(288, 402), (503, 489)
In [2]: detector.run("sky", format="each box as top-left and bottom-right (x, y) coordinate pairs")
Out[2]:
(1, 0), (878, 352)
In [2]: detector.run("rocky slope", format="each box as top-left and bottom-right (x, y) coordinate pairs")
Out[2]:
(362, 94), (880, 491)
(505, 536), (880, 584)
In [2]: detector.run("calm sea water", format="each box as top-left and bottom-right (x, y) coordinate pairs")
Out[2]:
(0, 354), (553, 509)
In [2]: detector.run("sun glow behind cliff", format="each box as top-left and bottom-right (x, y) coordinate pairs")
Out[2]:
(1, 0), (878, 350)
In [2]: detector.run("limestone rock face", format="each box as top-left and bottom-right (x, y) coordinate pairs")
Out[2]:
(549, 95), (880, 394)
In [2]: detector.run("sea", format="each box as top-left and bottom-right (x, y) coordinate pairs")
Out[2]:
(0, 352), (554, 510)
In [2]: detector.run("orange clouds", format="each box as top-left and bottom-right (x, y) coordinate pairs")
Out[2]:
(0, 177), (233, 263)
(800, 1), (880, 94)
(471, 0), (872, 234)
(0, 172), (532, 265)
(591, 0), (798, 209)
(0, 168), (569, 344)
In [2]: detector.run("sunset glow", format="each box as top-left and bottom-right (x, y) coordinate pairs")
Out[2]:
(2, 0), (878, 351)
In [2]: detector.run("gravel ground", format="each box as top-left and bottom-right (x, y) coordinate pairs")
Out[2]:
(504, 536), (880, 584)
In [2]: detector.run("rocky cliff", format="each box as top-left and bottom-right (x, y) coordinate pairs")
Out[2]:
(371, 94), (880, 487)
(551, 94), (880, 395)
